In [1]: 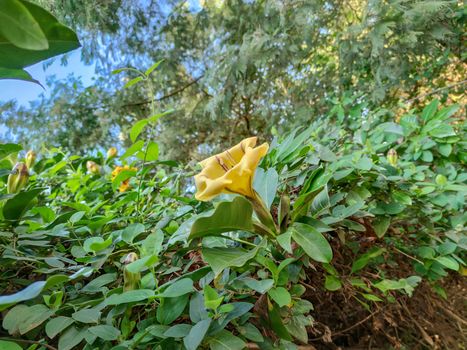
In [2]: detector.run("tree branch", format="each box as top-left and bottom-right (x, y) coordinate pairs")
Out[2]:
(404, 79), (467, 104)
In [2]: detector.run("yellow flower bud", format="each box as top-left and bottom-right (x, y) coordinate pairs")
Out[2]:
(86, 161), (100, 175)
(387, 148), (398, 167)
(25, 150), (36, 169)
(123, 252), (140, 291)
(7, 162), (29, 194)
(107, 147), (118, 159)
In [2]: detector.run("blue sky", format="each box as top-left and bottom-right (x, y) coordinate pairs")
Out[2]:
(0, 48), (96, 106)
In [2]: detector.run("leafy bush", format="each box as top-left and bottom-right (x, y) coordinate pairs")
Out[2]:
(0, 99), (465, 349)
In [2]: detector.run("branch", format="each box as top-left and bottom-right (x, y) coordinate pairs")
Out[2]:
(121, 75), (204, 108)
(0, 337), (58, 350)
(404, 79), (467, 104)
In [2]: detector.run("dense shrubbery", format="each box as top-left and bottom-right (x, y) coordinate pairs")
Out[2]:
(0, 99), (465, 349)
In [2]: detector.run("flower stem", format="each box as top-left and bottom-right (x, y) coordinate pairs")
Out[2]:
(249, 192), (277, 236)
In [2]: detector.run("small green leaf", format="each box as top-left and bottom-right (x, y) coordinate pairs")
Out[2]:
(0, 281), (46, 311)
(3, 188), (44, 221)
(124, 75), (144, 89)
(184, 319), (211, 350)
(145, 59), (164, 76)
(0, 340), (22, 350)
(72, 308), (100, 324)
(373, 217), (391, 238)
(105, 289), (154, 305)
(203, 285), (224, 310)
(45, 316), (74, 339)
(158, 278), (193, 298)
(208, 330), (246, 350)
(324, 275), (342, 291)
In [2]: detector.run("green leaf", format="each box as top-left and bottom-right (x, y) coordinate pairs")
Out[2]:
(0, 67), (41, 84)
(276, 231), (292, 253)
(81, 273), (116, 293)
(164, 324), (192, 338)
(18, 304), (54, 334)
(202, 240), (265, 277)
(267, 300), (292, 341)
(351, 247), (386, 273)
(203, 285), (223, 310)
(88, 325), (121, 341)
(126, 255), (158, 274)
(141, 141), (159, 161)
(3, 188), (43, 221)
(157, 294), (189, 325)
(0, 340), (22, 350)
(72, 308), (101, 324)
(253, 167), (279, 209)
(237, 323), (264, 342)
(436, 256), (459, 270)
(124, 75), (144, 89)
(0, 281), (46, 311)
(268, 287), (291, 307)
(83, 236), (112, 253)
(0, 0), (48, 50)
(130, 119), (149, 143)
(324, 275), (342, 291)
(0, 1), (80, 70)
(184, 319), (211, 350)
(145, 59), (164, 76)
(105, 289), (154, 305)
(0, 143), (22, 159)
(189, 196), (253, 240)
(208, 330), (246, 350)
(242, 278), (274, 294)
(45, 316), (74, 339)
(58, 326), (85, 350)
(120, 139), (144, 160)
(290, 223), (332, 263)
(421, 100), (439, 122)
(373, 217), (391, 238)
(157, 278), (193, 298)
(122, 223), (145, 243)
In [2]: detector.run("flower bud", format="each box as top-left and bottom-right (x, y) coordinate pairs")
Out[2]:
(86, 161), (100, 175)
(107, 147), (117, 159)
(387, 149), (398, 167)
(123, 252), (141, 291)
(25, 150), (36, 169)
(7, 162), (29, 194)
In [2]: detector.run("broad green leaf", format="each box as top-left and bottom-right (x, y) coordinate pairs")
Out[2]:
(3, 188), (43, 221)
(164, 324), (192, 338)
(421, 99), (439, 121)
(290, 223), (332, 263)
(189, 196), (253, 240)
(45, 316), (74, 339)
(267, 299), (292, 341)
(243, 278), (274, 294)
(208, 330), (246, 350)
(88, 325), (121, 341)
(0, 340), (22, 350)
(18, 304), (54, 334)
(436, 256), (459, 270)
(253, 167), (279, 209)
(184, 319), (211, 350)
(0, 1), (80, 70)
(276, 231), (292, 253)
(83, 236), (112, 253)
(268, 287), (291, 307)
(202, 240), (265, 276)
(157, 278), (193, 298)
(157, 294), (189, 325)
(126, 255), (158, 274)
(105, 289), (154, 305)
(130, 119), (149, 143)
(122, 223), (145, 243)
(0, 0), (48, 50)
(58, 326), (85, 350)
(0, 67), (41, 84)
(237, 323), (264, 342)
(373, 216), (391, 238)
(72, 308), (100, 324)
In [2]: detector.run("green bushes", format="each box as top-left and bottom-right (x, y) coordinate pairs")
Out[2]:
(0, 100), (465, 349)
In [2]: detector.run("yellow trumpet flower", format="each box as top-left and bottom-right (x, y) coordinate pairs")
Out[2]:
(194, 137), (269, 201)
(112, 165), (138, 192)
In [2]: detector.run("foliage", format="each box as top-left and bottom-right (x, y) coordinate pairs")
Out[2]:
(0, 97), (465, 349)
(0, 0), (464, 158)
(0, 0), (80, 84)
